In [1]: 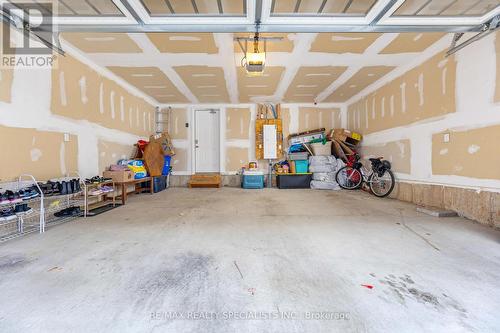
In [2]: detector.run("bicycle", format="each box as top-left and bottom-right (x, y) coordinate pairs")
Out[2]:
(335, 155), (395, 198)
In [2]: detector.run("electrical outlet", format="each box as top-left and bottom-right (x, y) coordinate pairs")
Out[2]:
(185, 123), (189, 128)
(443, 133), (450, 143)
(64, 133), (70, 142)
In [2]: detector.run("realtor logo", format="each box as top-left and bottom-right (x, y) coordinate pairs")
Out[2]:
(1, 1), (56, 68)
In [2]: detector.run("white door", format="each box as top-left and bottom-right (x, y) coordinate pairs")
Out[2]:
(195, 109), (220, 173)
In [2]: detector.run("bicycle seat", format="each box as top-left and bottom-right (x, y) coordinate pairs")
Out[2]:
(369, 157), (383, 162)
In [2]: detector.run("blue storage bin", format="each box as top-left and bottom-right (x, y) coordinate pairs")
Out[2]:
(295, 160), (309, 173)
(242, 174), (265, 189)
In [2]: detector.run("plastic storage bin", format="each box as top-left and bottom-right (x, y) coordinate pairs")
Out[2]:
(294, 160), (309, 173)
(311, 141), (332, 156)
(242, 171), (265, 189)
(276, 174), (312, 189)
(142, 175), (169, 193)
(288, 152), (309, 160)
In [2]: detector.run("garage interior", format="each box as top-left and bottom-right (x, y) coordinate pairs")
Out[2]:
(0, 0), (499, 332)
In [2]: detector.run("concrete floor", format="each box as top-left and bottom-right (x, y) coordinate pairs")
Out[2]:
(0, 188), (499, 333)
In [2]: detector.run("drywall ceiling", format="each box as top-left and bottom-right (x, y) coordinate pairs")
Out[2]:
(62, 31), (449, 105)
(5, 0), (497, 105)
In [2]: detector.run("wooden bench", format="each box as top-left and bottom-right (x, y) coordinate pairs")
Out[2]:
(115, 177), (154, 205)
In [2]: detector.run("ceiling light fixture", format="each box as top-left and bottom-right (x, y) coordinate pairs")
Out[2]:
(235, 26), (283, 77)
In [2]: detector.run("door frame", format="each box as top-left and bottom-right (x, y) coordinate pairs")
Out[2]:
(190, 107), (224, 175)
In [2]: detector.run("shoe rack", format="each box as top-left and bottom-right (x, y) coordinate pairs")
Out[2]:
(0, 173), (85, 242)
(0, 175), (43, 242)
(83, 180), (117, 217)
(42, 172), (85, 228)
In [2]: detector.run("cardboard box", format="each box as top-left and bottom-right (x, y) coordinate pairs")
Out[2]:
(332, 129), (362, 145)
(149, 132), (175, 156)
(103, 170), (134, 183)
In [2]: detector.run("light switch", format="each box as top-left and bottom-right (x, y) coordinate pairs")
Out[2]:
(443, 133), (450, 143)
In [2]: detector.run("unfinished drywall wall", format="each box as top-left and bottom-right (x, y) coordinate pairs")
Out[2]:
(164, 104), (343, 175)
(0, 126), (78, 181)
(171, 148), (188, 172)
(98, 140), (135, 174)
(170, 108), (189, 140)
(298, 107), (341, 133)
(226, 147), (249, 172)
(346, 33), (500, 227)
(226, 107), (251, 140)
(360, 140), (412, 174)
(347, 51), (456, 134)
(0, 29), (156, 180)
(52, 54), (156, 137)
(432, 125), (500, 180)
(0, 67), (13, 103)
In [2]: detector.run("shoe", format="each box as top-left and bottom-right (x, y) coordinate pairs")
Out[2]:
(75, 179), (81, 192)
(39, 182), (53, 196)
(6, 190), (22, 204)
(26, 187), (40, 199)
(15, 204), (33, 215)
(59, 181), (68, 195)
(18, 189), (30, 200)
(14, 204), (24, 214)
(50, 182), (61, 196)
(54, 206), (80, 218)
(0, 208), (17, 221)
(0, 192), (9, 204)
(98, 186), (112, 193)
(69, 207), (81, 216)
(89, 189), (103, 196)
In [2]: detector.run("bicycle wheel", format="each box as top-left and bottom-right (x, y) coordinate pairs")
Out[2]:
(336, 166), (363, 190)
(369, 169), (395, 198)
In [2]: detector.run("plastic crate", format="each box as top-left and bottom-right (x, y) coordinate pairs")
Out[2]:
(242, 174), (265, 189)
(288, 152), (309, 160)
(294, 160), (309, 173)
(276, 174), (312, 189)
(142, 175), (168, 193)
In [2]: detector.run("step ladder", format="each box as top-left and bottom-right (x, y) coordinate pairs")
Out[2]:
(188, 174), (222, 188)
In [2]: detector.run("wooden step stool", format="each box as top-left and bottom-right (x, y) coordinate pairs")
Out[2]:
(188, 174), (222, 188)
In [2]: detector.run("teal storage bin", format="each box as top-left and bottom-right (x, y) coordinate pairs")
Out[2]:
(242, 173), (265, 189)
(295, 160), (309, 173)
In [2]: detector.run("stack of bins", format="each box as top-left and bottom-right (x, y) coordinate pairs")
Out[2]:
(288, 152), (309, 173)
(276, 152), (312, 189)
